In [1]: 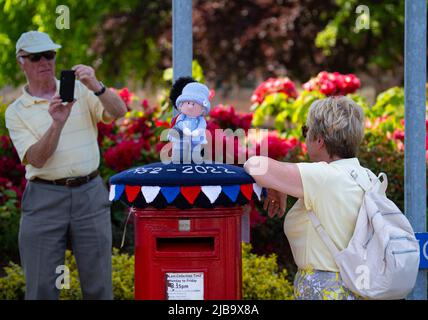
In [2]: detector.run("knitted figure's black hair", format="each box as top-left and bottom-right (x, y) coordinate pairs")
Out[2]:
(170, 76), (197, 109)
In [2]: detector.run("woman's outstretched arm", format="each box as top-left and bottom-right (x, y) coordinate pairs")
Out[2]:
(244, 156), (304, 199)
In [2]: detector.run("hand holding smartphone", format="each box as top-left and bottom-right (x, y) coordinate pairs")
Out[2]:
(60, 70), (75, 102)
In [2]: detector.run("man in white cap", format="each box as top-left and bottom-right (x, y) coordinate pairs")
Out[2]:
(5, 31), (127, 300)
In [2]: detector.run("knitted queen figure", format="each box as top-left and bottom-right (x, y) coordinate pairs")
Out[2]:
(168, 82), (211, 163)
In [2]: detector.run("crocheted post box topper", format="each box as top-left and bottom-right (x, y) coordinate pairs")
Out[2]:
(109, 162), (263, 209)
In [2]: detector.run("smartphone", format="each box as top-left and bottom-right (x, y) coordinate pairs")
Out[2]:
(60, 70), (75, 102)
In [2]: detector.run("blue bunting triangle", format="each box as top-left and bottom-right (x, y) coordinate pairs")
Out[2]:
(114, 185), (125, 201)
(222, 185), (240, 202)
(160, 186), (181, 204)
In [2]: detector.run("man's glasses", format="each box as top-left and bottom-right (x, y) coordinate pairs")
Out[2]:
(19, 51), (56, 62)
(302, 125), (309, 138)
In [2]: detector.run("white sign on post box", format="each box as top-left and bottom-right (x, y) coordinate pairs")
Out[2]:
(166, 272), (204, 300)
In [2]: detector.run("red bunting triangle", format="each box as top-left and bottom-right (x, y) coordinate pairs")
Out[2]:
(180, 186), (201, 205)
(125, 185), (141, 203)
(240, 184), (254, 201)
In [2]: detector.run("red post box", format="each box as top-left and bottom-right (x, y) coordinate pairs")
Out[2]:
(109, 162), (260, 300)
(133, 206), (243, 300)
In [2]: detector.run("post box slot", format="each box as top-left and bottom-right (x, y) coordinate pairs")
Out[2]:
(156, 237), (215, 253)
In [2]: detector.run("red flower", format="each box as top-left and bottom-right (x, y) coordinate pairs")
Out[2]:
(154, 120), (170, 128)
(0, 156), (18, 178)
(97, 122), (116, 145)
(119, 117), (153, 140)
(0, 135), (10, 150)
(155, 141), (168, 154)
(303, 72), (361, 96)
(141, 99), (149, 109)
(393, 129), (405, 142)
(251, 77), (298, 104)
(118, 88), (133, 107)
(319, 81), (336, 95)
(239, 113), (253, 131)
(254, 131), (299, 160)
(0, 177), (13, 189)
(206, 119), (222, 133)
(104, 139), (144, 171)
(141, 99), (157, 115)
(209, 89), (216, 101)
(209, 105), (252, 132)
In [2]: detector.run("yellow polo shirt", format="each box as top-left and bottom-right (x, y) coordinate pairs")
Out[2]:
(5, 80), (113, 180)
(284, 158), (366, 272)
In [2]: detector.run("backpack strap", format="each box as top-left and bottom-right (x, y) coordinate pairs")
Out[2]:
(308, 166), (389, 261)
(348, 168), (371, 192)
(307, 211), (340, 257)
(348, 167), (388, 194)
(376, 172), (388, 194)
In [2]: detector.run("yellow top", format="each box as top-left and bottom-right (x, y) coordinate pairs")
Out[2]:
(284, 158), (365, 272)
(5, 80), (113, 180)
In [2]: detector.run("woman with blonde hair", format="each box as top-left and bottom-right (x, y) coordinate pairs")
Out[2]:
(244, 96), (367, 300)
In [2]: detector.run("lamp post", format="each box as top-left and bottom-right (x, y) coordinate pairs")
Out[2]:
(404, 0), (427, 300)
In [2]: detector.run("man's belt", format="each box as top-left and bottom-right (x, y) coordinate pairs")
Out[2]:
(32, 170), (100, 187)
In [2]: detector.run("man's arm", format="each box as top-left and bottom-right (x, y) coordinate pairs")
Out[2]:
(97, 87), (127, 120)
(72, 64), (127, 119)
(25, 121), (64, 168)
(26, 95), (75, 168)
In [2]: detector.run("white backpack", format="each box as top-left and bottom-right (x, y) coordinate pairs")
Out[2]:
(308, 166), (420, 300)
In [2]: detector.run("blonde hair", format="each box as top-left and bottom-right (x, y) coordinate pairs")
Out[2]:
(306, 96), (365, 158)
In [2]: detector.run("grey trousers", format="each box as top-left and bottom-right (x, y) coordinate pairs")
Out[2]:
(19, 175), (113, 300)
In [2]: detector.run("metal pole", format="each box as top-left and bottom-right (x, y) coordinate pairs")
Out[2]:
(405, 0), (427, 300)
(172, 0), (193, 116)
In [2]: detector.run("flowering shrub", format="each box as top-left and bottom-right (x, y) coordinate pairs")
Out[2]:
(0, 177), (21, 263)
(104, 139), (147, 172)
(207, 104), (300, 164)
(255, 131), (300, 161)
(252, 73), (361, 133)
(252, 92), (293, 128)
(97, 104), (168, 179)
(0, 73), (426, 296)
(0, 133), (25, 263)
(303, 71), (361, 96)
(251, 77), (298, 105)
(209, 104), (253, 132)
(0, 135), (25, 199)
(273, 89), (325, 137)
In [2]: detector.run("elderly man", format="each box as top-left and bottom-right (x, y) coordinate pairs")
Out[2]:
(5, 31), (127, 300)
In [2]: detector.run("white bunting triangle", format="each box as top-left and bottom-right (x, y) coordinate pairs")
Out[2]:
(201, 186), (222, 204)
(253, 183), (262, 201)
(141, 186), (161, 203)
(109, 185), (116, 201)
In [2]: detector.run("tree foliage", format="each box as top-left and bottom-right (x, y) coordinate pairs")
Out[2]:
(315, 0), (408, 81)
(0, 0), (424, 90)
(192, 0), (337, 84)
(0, 0), (171, 88)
